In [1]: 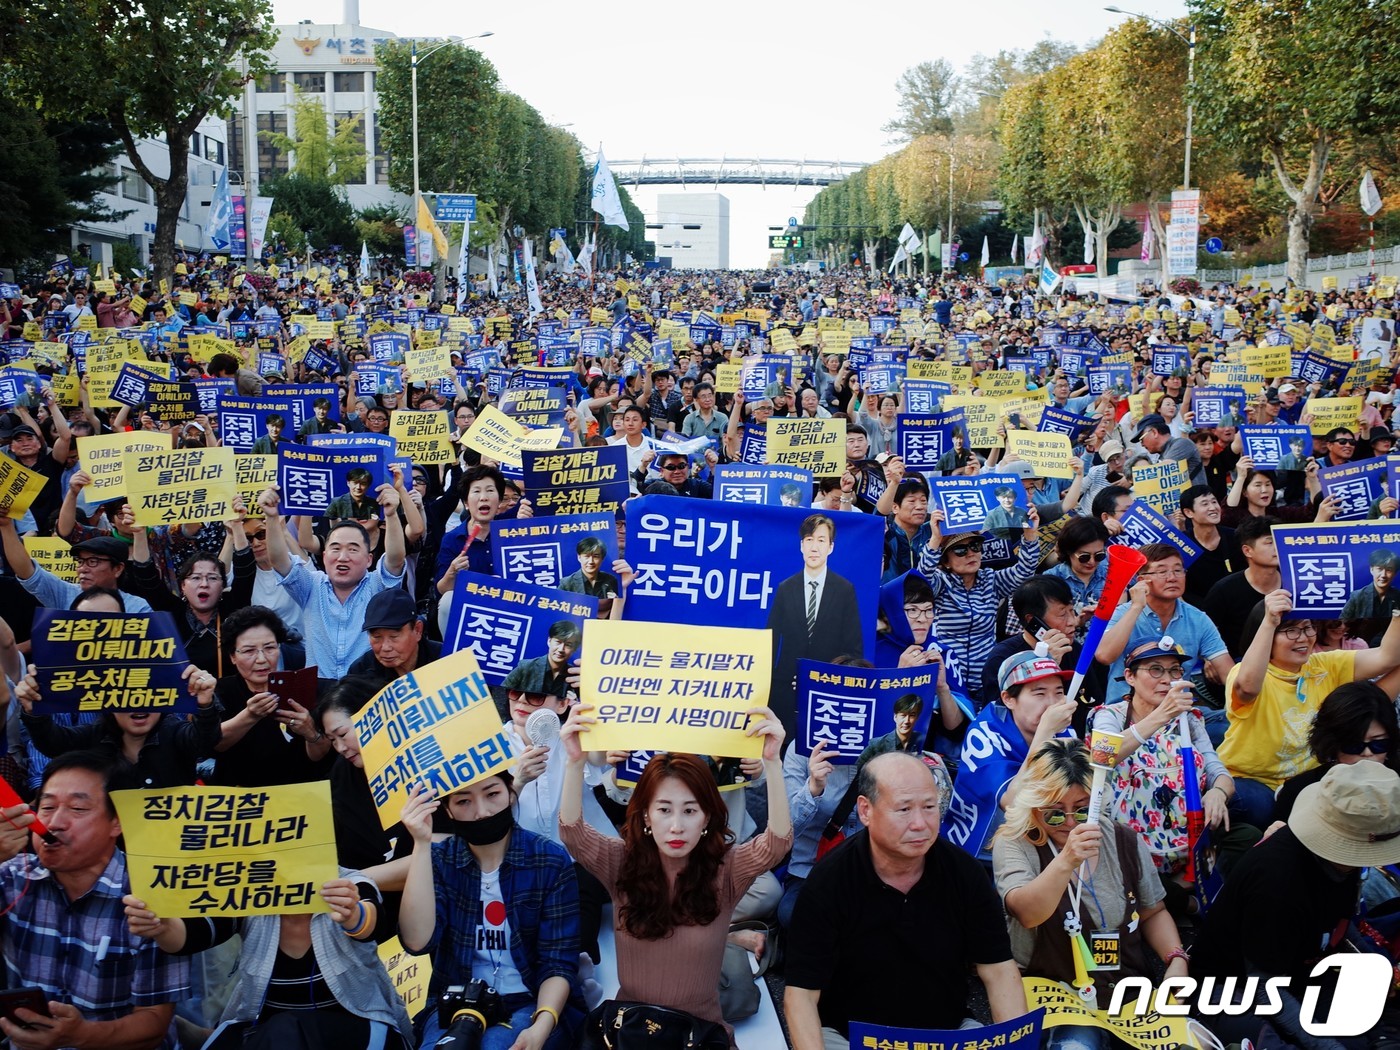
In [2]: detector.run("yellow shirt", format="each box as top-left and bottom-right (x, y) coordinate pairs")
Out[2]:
(1218, 650), (1355, 790)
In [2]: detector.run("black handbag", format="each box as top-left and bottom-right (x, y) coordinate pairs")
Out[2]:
(582, 999), (730, 1050)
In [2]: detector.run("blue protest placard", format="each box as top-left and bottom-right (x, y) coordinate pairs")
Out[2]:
(901, 379), (952, 415)
(493, 513), (619, 591)
(738, 424), (767, 465)
(1319, 455), (1388, 520)
(434, 193), (477, 222)
(1390, 455), (1400, 506)
(276, 443), (386, 517)
(1151, 345), (1189, 376)
(1036, 405), (1092, 439)
(1192, 386), (1247, 427)
(354, 364), (402, 398)
(109, 362), (172, 408)
(1115, 502), (1204, 567)
(1276, 521), (1400, 618)
(1087, 362), (1131, 396)
(307, 432), (398, 457)
(367, 330), (409, 364)
(257, 352), (286, 377)
(713, 464), (814, 506)
(796, 660), (942, 763)
(898, 409), (967, 472)
(848, 1012), (1044, 1050)
(146, 382), (201, 424)
(1298, 351), (1349, 389)
(443, 571), (597, 686)
(739, 355), (790, 398)
(500, 387), (567, 428)
(1239, 424), (1313, 470)
(0, 368), (48, 409)
(1057, 347), (1097, 376)
(193, 378), (234, 415)
(262, 384), (342, 430)
(32, 609), (195, 713)
(522, 445), (629, 516)
(928, 472), (1029, 535)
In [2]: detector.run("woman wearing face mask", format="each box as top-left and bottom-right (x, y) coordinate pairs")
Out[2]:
(399, 774), (584, 1050)
(557, 705), (791, 1047)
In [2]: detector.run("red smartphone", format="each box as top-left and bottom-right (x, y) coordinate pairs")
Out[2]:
(269, 667), (317, 713)
(0, 989), (51, 1028)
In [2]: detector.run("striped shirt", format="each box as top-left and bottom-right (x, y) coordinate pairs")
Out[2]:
(916, 539), (1038, 697)
(0, 851), (189, 1042)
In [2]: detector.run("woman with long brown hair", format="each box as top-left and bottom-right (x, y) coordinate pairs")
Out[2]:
(558, 704), (791, 1046)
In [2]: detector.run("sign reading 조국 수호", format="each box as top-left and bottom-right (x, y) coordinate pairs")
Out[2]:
(389, 410), (454, 465)
(277, 443), (385, 517)
(523, 445), (629, 516)
(32, 610), (193, 713)
(764, 417), (843, 477)
(1318, 456), (1388, 521)
(354, 647), (515, 827)
(1036, 405), (1093, 439)
(579, 619), (767, 759)
(493, 513), (619, 590)
(1274, 521), (1400, 618)
(123, 446), (237, 526)
(113, 783), (337, 917)
(443, 570), (598, 686)
(928, 473), (1031, 536)
(1114, 503), (1203, 568)
(796, 660), (940, 765)
(1238, 425), (1312, 470)
(79, 431), (171, 499)
(897, 410), (966, 472)
(712, 464), (814, 506)
(847, 1012), (1045, 1050)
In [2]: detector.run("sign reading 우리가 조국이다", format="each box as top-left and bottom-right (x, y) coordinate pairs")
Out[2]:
(354, 646), (517, 827)
(32, 610), (193, 713)
(523, 445), (629, 516)
(113, 783), (338, 917)
(579, 619), (768, 758)
(122, 446), (237, 527)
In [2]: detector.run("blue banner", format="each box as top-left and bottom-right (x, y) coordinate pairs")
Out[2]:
(1276, 521), (1400, 618)
(713, 464), (813, 506)
(1192, 386), (1247, 427)
(354, 363), (402, 399)
(403, 225), (417, 266)
(898, 409), (966, 472)
(1239, 424), (1312, 470)
(367, 331), (409, 364)
(1319, 455), (1388, 520)
(109, 362), (172, 408)
(1036, 405), (1092, 439)
(500, 387), (567, 428)
(928, 472), (1029, 535)
(303, 345), (340, 376)
(1086, 362), (1131, 395)
(797, 660), (942, 763)
(738, 424), (766, 465)
(522, 445), (629, 516)
(1298, 351), (1349, 389)
(901, 379), (952, 415)
(307, 432), (398, 457)
(32, 610), (194, 714)
(1151, 345), (1189, 376)
(1114, 502), (1203, 567)
(192, 378), (234, 415)
(277, 443), (386, 517)
(1056, 347), (1098, 376)
(848, 1012), (1044, 1050)
(493, 512), (619, 590)
(0, 368), (50, 408)
(262, 384), (342, 431)
(443, 571), (597, 686)
(739, 355), (791, 398)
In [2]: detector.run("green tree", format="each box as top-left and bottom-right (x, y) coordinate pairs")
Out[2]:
(884, 60), (959, 142)
(261, 90), (366, 185)
(261, 173), (356, 250)
(1191, 0), (1400, 285)
(354, 203), (409, 257)
(0, 0), (277, 287)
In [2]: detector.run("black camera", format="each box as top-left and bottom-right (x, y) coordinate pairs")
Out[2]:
(435, 981), (504, 1050)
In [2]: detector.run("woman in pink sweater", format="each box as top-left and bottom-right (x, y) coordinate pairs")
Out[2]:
(558, 705), (792, 1046)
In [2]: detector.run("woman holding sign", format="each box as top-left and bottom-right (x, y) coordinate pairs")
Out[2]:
(1222, 460), (1331, 526)
(557, 705), (792, 1047)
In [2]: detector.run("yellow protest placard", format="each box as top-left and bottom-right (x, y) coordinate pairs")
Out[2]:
(715, 362), (741, 394)
(765, 417), (844, 477)
(403, 343), (453, 383)
(76, 314), (98, 332)
(391, 410), (455, 465)
(22, 322), (42, 342)
(580, 620), (767, 758)
(941, 395), (1003, 447)
(843, 318), (870, 337)
(819, 330), (851, 355)
(1023, 978), (1195, 1050)
(908, 360), (974, 386)
(590, 307), (610, 325)
(355, 647), (515, 827)
(51, 373), (80, 407)
(0, 457), (48, 520)
(378, 937), (432, 1018)
(1007, 431), (1074, 479)
(1242, 345), (1291, 379)
(123, 446), (237, 527)
(769, 328), (797, 353)
(1131, 460), (1190, 516)
(234, 454), (277, 516)
(113, 783), (337, 917)
(1303, 396), (1363, 435)
(79, 431), (172, 500)
(462, 405), (562, 469)
(23, 537), (78, 583)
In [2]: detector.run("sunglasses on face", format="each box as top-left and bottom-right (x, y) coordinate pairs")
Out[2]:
(1333, 437), (1356, 445)
(1041, 807), (1090, 827)
(514, 693), (556, 707)
(1074, 550), (1108, 565)
(1342, 738), (1395, 757)
(946, 541), (983, 558)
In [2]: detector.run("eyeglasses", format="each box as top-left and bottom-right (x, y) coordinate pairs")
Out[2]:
(73, 556), (115, 569)
(1041, 806), (1090, 827)
(903, 604), (935, 621)
(1277, 622), (1318, 640)
(946, 541), (983, 558)
(1074, 550), (1108, 565)
(1142, 568), (1186, 579)
(1342, 739), (1395, 757)
(1135, 663), (1185, 680)
(184, 574), (224, 585)
(233, 643), (279, 660)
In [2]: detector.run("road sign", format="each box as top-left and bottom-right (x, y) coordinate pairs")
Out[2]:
(1205, 237), (1223, 254)
(769, 235), (804, 249)
(435, 194), (478, 222)
(787, 217), (798, 227)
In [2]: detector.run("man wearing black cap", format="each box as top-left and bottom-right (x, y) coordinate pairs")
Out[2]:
(346, 588), (440, 688)
(0, 528), (153, 611)
(3, 400), (75, 532)
(1133, 413), (1206, 486)
(1320, 426), (1356, 468)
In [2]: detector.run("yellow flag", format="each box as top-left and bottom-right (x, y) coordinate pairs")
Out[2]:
(416, 195), (449, 259)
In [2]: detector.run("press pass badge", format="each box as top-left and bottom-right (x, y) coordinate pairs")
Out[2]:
(1089, 929), (1121, 972)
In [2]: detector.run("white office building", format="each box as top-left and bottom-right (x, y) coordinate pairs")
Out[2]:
(654, 192), (729, 270)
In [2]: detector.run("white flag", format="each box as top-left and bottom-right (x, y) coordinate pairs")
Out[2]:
(889, 244), (909, 272)
(1140, 221), (1155, 262)
(1361, 170), (1383, 217)
(579, 232), (595, 278)
(980, 235), (990, 268)
(1039, 259), (1061, 297)
(486, 243), (498, 297)
(591, 148), (630, 230)
(1027, 221), (1045, 267)
(360, 240), (371, 278)
(456, 221), (471, 311)
(523, 238), (543, 318)
(1009, 234), (1019, 265)
(898, 222), (921, 252)
(1083, 227), (1094, 265)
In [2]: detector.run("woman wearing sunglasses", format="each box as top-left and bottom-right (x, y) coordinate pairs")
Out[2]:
(1273, 681), (1400, 822)
(994, 740), (1188, 1050)
(1046, 517), (1113, 640)
(1091, 640), (1253, 919)
(1218, 589), (1400, 829)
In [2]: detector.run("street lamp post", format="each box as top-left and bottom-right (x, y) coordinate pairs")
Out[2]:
(1104, 7), (1195, 189)
(410, 32), (494, 216)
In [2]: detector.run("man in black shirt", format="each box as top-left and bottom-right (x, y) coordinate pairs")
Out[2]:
(1201, 515), (1280, 658)
(784, 751), (1027, 1046)
(1181, 486), (1241, 607)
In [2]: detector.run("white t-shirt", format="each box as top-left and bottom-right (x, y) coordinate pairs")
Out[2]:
(472, 867), (528, 994)
(252, 561), (306, 636)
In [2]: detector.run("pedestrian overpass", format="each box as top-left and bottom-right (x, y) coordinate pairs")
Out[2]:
(606, 158), (869, 188)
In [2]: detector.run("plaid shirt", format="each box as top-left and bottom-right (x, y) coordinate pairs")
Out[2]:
(0, 850), (189, 1040)
(415, 827), (580, 1011)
